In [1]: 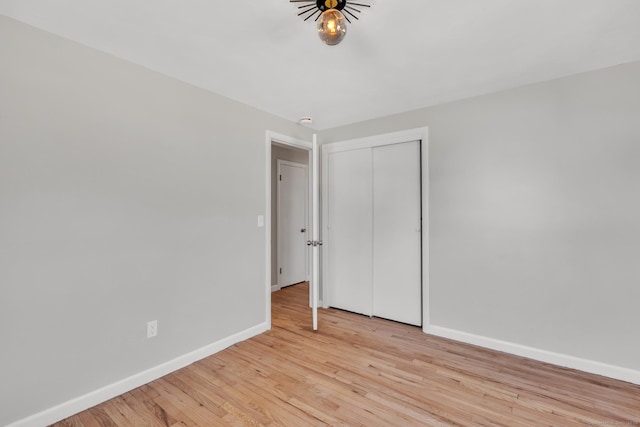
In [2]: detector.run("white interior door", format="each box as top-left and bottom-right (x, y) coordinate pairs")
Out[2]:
(326, 147), (373, 316)
(310, 134), (320, 330)
(372, 141), (422, 326)
(277, 160), (308, 287)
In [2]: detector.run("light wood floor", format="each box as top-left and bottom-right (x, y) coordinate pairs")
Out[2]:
(53, 283), (640, 426)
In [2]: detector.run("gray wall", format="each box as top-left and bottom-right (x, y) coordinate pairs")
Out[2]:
(0, 16), (312, 425)
(271, 145), (309, 286)
(321, 61), (640, 372)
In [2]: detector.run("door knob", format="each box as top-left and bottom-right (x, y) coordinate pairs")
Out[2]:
(301, 228), (307, 233)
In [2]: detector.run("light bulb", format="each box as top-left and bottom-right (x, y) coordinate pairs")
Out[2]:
(317, 9), (347, 45)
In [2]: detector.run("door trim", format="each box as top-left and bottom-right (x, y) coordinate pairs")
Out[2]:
(265, 131), (312, 330)
(322, 127), (430, 334)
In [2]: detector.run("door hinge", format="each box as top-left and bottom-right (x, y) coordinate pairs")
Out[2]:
(279, 267), (282, 274)
(279, 174), (282, 181)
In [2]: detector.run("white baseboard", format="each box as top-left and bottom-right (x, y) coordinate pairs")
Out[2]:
(8, 322), (269, 427)
(271, 284), (281, 292)
(428, 325), (640, 386)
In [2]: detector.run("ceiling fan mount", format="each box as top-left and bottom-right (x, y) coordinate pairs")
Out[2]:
(315, 0), (348, 12)
(290, 0), (371, 24)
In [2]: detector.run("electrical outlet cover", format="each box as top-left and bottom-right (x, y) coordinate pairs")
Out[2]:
(147, 320), (158, 338)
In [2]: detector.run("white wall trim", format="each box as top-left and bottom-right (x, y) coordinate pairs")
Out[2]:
(7, 322), (269, 427)
(419, 129), (430, 333)
(268, 131), (313, 150)
(429, 325), (640, 386)
(323, 127), (429, 153)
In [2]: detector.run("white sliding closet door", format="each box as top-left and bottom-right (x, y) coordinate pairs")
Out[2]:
(372, 141), (422, 326)
(326, 139), (422, 325)
(327, 148), (373, 316)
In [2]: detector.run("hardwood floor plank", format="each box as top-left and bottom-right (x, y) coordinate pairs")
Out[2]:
(203, 351), (325, 426)
(50, 282), (640, 426)
(100, 396), (151, 427)
(125, 386), (180, 427)
(86, 407), (117, 427)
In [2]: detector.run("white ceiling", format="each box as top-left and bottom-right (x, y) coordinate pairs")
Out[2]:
(2, 0), (640, 130)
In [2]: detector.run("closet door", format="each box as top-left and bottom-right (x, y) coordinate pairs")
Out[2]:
(327, 148), (373, 316)
(373, 141), (422, 326)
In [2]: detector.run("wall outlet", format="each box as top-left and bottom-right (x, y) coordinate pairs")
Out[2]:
(147, 320), (158, 338)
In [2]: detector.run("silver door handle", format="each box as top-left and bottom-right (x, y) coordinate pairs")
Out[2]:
(306, 240), (323, 247)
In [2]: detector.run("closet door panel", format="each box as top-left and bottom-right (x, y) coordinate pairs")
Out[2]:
(372, 141), (422, 326)
(327, 148), (373, 316)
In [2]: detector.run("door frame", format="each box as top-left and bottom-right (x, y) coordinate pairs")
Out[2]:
(276, 159), (309, 290)
(322, 127), (431, 334)
(265, 131), (312, 330)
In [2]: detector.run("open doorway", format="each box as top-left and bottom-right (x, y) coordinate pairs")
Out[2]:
(264, 131), (313, 330)
(272, 149), (309, 291)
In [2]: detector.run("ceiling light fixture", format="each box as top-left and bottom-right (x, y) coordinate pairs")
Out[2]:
(291, 0), (371, 46)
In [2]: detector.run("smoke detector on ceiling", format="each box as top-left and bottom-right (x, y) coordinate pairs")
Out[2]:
(298, 117), (313, 125)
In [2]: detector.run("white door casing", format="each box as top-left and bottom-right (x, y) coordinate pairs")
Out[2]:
(277, 160), (308, 288)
